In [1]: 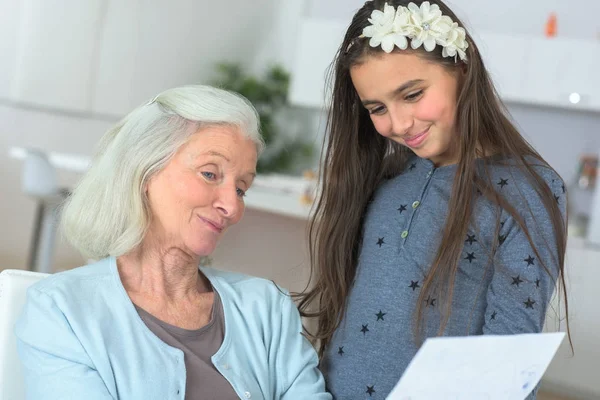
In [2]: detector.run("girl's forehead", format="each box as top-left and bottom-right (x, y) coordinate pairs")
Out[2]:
(351, 53), (438, 81)
(350, 53), (441, 96)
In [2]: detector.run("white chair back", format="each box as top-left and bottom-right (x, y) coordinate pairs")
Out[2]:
(0, 269), (48, 400)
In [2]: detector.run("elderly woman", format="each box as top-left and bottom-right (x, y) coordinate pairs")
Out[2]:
(15, 85), (330, 400)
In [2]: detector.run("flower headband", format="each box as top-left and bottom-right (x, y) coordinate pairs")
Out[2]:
(359, 1), (468, 62)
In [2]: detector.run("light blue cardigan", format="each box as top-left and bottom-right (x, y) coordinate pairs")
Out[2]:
(15, 257), (331, 400)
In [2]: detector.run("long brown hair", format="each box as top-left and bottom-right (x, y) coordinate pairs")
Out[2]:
(296, 0), (569, 357)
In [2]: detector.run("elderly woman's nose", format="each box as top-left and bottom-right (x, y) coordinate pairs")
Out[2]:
(214, 185), (241, 217)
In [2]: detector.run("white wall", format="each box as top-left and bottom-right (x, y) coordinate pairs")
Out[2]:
(250, 0), (310, 76)
(544, 242), (600, 398)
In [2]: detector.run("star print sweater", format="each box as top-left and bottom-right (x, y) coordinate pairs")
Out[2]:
(322, 156), (566, 399)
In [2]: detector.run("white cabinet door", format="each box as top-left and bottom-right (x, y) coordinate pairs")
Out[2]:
(585, 42), (600, 110)
(523, 38), (600, 112)
(0, 0), (23, 99)
(477, 32), (531, 103)
(92, 0), (271, 116)
(91, 0), (140, 116)
(10, 0), (103, 112)
(288, 18), (347, 109)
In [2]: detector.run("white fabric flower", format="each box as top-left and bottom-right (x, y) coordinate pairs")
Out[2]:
(389, 6), (414, 50)
(361, 1), (468, 62)
(407, 2), (452, 52)
(362, 3), (396, 51)
(442, 22), (469, 61)
(362, 3), (412, 53)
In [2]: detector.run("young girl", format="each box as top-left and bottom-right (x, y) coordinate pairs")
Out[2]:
(297, 1), (568, 398)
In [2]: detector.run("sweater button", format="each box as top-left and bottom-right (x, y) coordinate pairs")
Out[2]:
(412, 201), (420, 209)
(401, 230), (408, 238)
(244, 392), (252, 398)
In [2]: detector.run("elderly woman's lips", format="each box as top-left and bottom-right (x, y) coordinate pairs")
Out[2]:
(199, 216), (224, 232)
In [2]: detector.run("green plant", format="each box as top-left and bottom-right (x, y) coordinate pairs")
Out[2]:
(212, 63), (313, 174)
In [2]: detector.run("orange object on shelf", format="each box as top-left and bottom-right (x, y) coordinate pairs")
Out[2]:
(545, 13), (557, 37)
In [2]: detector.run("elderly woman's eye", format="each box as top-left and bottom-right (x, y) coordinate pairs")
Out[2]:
(236, 188), (246, 198)
(201, 171), (216, 180)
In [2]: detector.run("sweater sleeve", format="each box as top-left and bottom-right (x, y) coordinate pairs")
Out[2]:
(271, 289), (332, 400)
(15, 287), (114, 400)
(481, 172), (566, 399)
(482, 171), (566, 335)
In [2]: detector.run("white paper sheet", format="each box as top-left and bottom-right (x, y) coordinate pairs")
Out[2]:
(387, 332), (565, 400)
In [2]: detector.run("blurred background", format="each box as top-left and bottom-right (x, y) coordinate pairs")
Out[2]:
(1, 0), (599, 398)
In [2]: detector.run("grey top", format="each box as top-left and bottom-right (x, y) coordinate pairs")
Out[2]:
(135, 289), (238, 400)
(322, 156), (566, 399)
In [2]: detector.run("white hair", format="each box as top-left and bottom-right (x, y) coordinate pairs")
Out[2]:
(61, 85), (263, 259)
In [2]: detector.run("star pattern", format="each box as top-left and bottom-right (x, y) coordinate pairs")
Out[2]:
(524, 255), (535, 266)
(465, 234), (477, 245)
(398, 204), (408, 214)
(377, 237), (385, 247)
(366, 385), (376, 396)
(554, 194), (560, 204)
(408, 163), (416, 171)
(535, 279), (541, 288)
(376, 310), (386, 321)
(498, 178), (509, 188)
(409, 280), (420, 291)
(524, 297), (536, 309)
(511, 275), (524, 287)
(425, 295), (436, 307)
(338, 346), (344, 356)
(491, 311), (497, 320)
(561, 184), (566, 193)
(361, 324), (369, 335)
(464, 252), (476, 263)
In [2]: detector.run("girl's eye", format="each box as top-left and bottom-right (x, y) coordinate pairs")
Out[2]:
(201, 171), (217, 180)
(368, 106), (386, 115)
(236, 188), (246, 198)
(405, 90), (423, 101)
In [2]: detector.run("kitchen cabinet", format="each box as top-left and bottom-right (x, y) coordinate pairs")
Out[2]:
(477, 33), (600, 113)
(0, 0), (272, 117)
(289, 18), (600, 114)
(7, 0), (103, 113)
